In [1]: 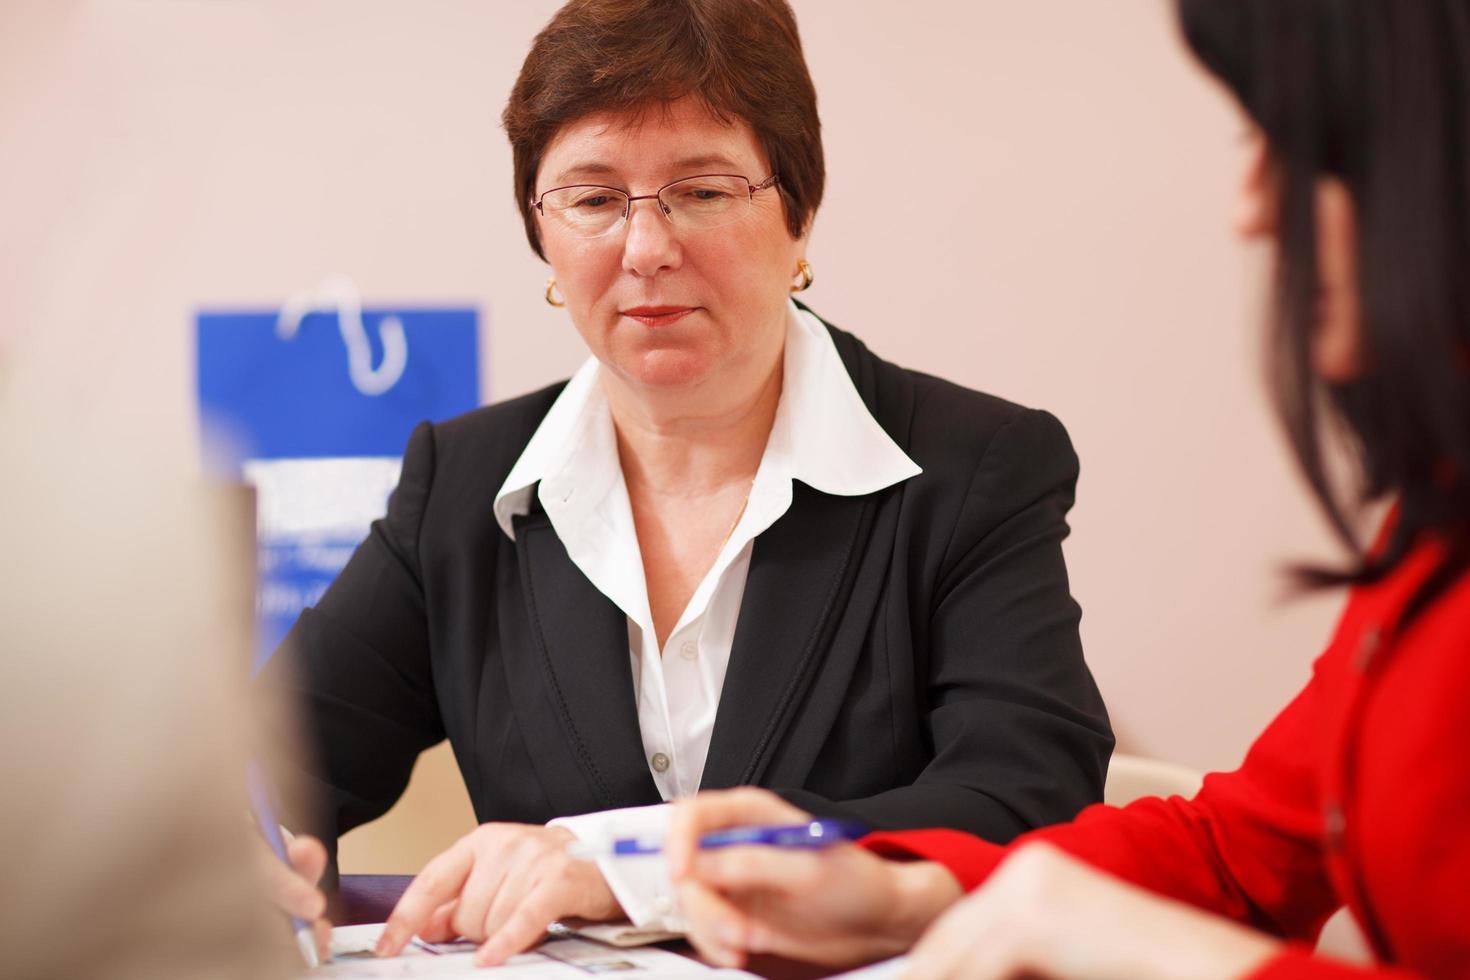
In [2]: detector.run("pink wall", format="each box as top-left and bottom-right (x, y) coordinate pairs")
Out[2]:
(2, 1), (1349, 867)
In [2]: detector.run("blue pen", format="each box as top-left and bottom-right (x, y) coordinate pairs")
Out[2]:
(246, 760), (323, 968)
(570, 818), (868, 859)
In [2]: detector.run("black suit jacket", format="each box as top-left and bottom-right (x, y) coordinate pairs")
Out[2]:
(261, 315), (1113, 877)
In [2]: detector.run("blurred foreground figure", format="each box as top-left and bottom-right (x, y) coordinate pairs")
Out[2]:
(0, 374), (296, 979)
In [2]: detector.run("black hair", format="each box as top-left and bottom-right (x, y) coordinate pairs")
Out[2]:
(1178, 0), (1470, 623)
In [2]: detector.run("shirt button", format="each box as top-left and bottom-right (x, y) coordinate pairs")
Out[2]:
(651, 752), (671, 773)
(679, 640), (698, 661)
(653, 894), (674, 915)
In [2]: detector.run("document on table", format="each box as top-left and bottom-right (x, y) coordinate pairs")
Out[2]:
(307, 924), (759, 978)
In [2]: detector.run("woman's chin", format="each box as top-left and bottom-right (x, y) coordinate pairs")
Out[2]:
(618, 349), (720, 392)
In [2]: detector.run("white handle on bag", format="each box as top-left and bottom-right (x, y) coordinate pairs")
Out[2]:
(276, 274), (408, 397)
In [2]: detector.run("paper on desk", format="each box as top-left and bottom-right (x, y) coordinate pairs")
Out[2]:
(309, 923), (757, 978)
(548, 917), (683, 947)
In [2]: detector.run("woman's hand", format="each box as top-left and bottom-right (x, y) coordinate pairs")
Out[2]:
(374, 823), (621, 966)
(257, 832), (332, 961)
(901, 843), (1281, 979)
(668, 788), (963, 969)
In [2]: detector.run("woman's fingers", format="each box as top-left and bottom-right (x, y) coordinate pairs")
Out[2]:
(257, 833), (332, 956)
(475, 882), (563, 967)
(900, 910), (969, 979)
(689, 843), (826, 895)
(902, 908), (1033, 980)
(312, 915), (334, 962)
(449, 841), (516, 941)
(476, 854), (536, 948)
(418, 900), (459, 943)
(476, 829), (618, 963)
(676, 878), (752, 969)
(287, 834), (328, 887)
(260, 845), (328, 921)
(378, 823), (622, 961)
(377, 842), (475, 956)
(667, 788), (810, 878)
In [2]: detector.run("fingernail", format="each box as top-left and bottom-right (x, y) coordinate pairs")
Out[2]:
(719, 921), (742, 948)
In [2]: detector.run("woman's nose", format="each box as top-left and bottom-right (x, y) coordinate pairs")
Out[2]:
(621, 199), (682, 277)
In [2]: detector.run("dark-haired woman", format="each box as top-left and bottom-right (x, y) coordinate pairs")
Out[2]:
(257, 0), (1114, 966)
(667, 1), (1470, 977)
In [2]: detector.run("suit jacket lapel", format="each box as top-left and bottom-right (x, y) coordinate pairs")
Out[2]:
(499, 509), (660, 811)
(701, 318), (899, 791)
(494, 317), (898, 805)
(700, 484), (875, 789)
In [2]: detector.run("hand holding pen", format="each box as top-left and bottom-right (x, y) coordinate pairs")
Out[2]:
(570, 817), (868, 858)
(666, 788), (963, 971)
(247, 761), (333, 967)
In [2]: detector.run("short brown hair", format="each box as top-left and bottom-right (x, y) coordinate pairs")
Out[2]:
(503, 0), (824, 260)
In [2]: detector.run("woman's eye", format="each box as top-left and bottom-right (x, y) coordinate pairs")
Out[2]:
(574, 195), (615, 209)
(689, 189), (728, 201)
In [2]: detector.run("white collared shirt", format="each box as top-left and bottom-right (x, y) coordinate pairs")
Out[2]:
(492, 300), (920, 927)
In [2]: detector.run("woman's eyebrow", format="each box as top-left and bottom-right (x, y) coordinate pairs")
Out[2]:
(667, 153), (744, 173)
(548, 161), (619, 185)
(548, 154), (747, 187)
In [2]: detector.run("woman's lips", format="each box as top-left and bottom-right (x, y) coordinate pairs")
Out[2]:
(621, 306), (697, 327)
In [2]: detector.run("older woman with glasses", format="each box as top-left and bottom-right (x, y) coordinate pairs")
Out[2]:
(258, 0), (1112, 966)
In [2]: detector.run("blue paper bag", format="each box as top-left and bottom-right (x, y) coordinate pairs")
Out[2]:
(197, 281), (480, 668)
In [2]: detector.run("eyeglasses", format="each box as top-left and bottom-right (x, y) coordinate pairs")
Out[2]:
(532, 173), (779, 239)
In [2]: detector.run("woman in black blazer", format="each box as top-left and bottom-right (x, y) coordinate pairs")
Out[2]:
(260, 0), (1112, 965)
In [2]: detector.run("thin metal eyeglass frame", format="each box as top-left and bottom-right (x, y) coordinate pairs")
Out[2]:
(531, 173), (780, 234)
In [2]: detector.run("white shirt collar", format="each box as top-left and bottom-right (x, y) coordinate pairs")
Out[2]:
(493, 300), (921, 541)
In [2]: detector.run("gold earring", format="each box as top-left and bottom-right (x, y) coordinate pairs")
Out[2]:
(545, 277), (566, 308)
(790, 259), (814, 293)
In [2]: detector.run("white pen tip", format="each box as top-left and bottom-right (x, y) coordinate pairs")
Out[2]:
(296, 928), (322, 969)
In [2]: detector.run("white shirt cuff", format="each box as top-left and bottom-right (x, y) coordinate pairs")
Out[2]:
(549, 803), (683, 932)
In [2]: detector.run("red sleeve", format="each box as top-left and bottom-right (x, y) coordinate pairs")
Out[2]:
(862, 648), (1340, 940)
(1246, 947), (1419, 979)
(862, 828), (1007, 891)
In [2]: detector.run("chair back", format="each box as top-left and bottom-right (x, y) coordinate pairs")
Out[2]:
(1104, 753), (1204, 806)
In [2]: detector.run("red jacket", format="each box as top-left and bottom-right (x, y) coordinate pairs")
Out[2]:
(864, 541), (1470, 978)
